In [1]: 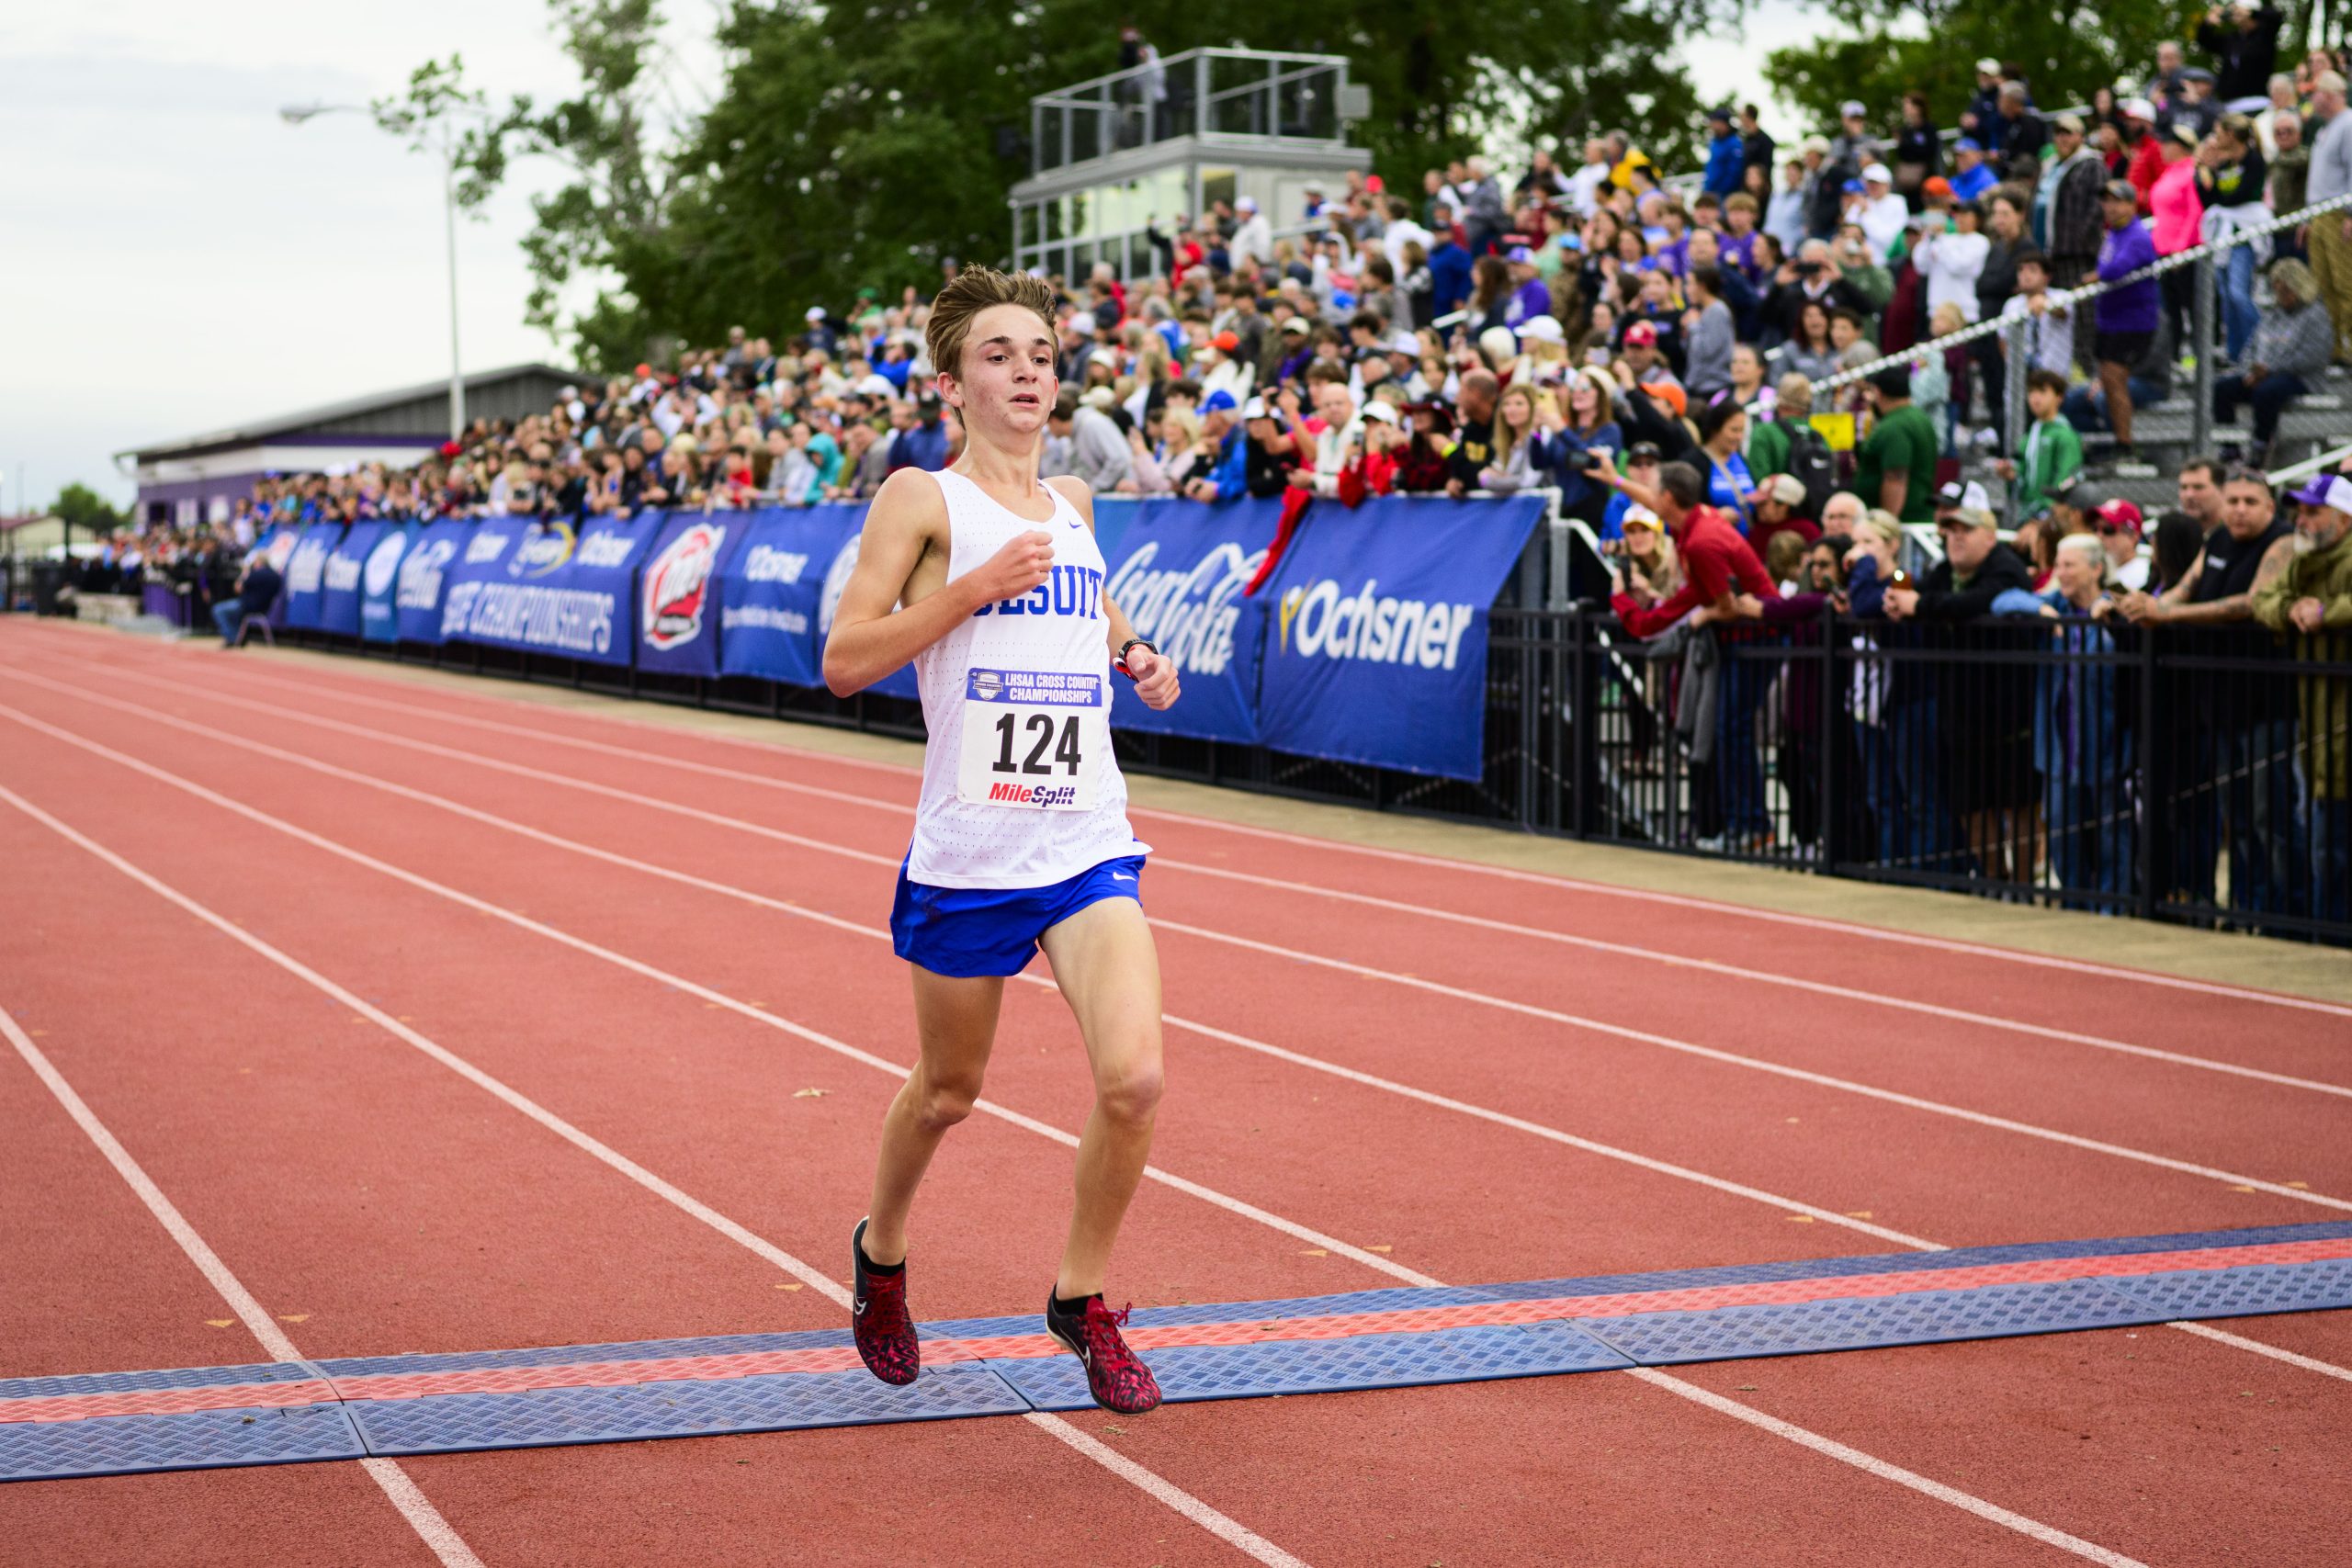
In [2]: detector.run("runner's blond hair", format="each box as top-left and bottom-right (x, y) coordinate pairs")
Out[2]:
(927, 266), (1059, 381)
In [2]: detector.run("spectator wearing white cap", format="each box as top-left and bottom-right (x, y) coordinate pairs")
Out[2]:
(802, 305), (838, 356)
(1852, 162), (1909, 259)
(1961, 59), (2006, 146)
(1232, 196), (1272, 267)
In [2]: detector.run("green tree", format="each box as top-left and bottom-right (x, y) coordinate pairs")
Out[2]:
(1767, 0), (2184, 139)
(405, 0), (1741, 368)
(51, 483), (124, 536)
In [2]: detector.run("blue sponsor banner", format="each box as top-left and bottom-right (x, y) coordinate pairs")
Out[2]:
(254, 525), (301, 628)
(358, 524), (413, 643)
(1253, 495), (1544, 781)
(281, 524), (345, 631)
(1097, 497), (1276, 745)
(320, 522), (391, 637)
(718, 505), (917, 699)
(638, 512), (744, 679)
(439, 513), (663, 667)
(394, 519), (471, 644)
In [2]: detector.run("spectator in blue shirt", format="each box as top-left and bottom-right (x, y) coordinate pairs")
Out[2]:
(1428, 209), (1474, 319)
(886, 394), (953, 472)
(1702, 107), (1746, 197)
(1948, 140), (1999, 202)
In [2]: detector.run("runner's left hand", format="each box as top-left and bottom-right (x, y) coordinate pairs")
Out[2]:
(1128, 646), (1181, 710)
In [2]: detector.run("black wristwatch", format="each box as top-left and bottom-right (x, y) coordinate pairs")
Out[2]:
(1115, 638), (1158, 679)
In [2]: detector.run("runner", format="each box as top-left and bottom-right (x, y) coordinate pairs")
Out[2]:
(821, 265), (1182, 1415)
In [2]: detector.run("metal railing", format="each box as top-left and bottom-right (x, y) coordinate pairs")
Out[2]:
(264, 605), (2352, 946)
(1030, 48), (1356, 175)
(1803, 187), (2352, 522)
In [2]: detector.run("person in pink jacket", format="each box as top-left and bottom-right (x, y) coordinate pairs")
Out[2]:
(2150, 123), (2207, 355)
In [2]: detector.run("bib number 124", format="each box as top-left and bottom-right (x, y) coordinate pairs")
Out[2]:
(956, 667), (1102, 809)
(993, 711), (1083, 776)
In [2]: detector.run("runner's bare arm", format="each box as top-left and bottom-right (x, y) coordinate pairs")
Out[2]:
(1045, 476), (1180, 711)
(823, 468), (1056, 696)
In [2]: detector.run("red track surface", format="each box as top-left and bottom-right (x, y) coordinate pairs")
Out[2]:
(2, 616), (2348, 1567)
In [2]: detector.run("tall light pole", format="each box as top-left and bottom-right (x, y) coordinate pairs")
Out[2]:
(281, 104), (467, 442)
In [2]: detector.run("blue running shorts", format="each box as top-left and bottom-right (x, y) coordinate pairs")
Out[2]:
(890, 855), (1147, 978)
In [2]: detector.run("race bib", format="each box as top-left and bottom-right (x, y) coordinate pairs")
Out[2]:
(957, 667), (1104, 809)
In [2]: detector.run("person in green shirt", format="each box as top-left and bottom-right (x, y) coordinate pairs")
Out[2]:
(1992, 368), (2084, 520)
(1746, 372), (1814, 478)
(1851, 365), (1940, 522)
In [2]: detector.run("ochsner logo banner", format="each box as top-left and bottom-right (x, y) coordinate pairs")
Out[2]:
(1253, 493), (1544, 782)
(282, 524), (344, 630)
(1097, 498), (1277, 744)
(359, 525), (412, 643)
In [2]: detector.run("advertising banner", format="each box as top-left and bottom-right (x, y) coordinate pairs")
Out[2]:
(1252, 495), (1544, 780)
(280, 524), (344, 631)
(636, 512), (741, 679)
(320, 521), (391, 638)
(718, 505), (915, 699)
(394, 519), (471, 645)
(358, 524), (413, 643)
(1096, 498), (1277, 745)
(439, 513), (663, 667)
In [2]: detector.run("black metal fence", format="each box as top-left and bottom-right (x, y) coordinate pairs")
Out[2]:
(264, 614), (2349, 946)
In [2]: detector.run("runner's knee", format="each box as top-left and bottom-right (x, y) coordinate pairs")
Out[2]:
(915, 1068), (984, 1130)
(1095, 1059), (1162, 1124)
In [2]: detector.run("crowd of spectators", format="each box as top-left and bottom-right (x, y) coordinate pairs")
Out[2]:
(43, 20), (2347, 914)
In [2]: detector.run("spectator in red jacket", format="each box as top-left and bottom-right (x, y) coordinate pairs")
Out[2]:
(1593, 453), (1778, 637)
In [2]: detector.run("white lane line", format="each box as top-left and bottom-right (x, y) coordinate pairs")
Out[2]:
(1144, 915), (2352, 1215)
(1150, 861), (2352, 1100)
(1021, 1414), (1312, 1568)
(28, 669), (2338, 1221)
(0, 674), (1949, 1253)
(39, 671), (2352, 1397)
(0, 769), (2167, 1568)
(0, 1001), (485, 1568)
(2165, 1321), (2352, 1384)
(0, 790), (1316, 1568)
(0, 701), (1427, 1290)
(96, 629), (2346, 1021)
(90, 650), (2352, 1048)
(1624, 1369), (2152, 1568)
(17, 666), (2339, 1223)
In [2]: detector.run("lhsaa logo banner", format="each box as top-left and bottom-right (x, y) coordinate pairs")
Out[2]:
(1254, 493), (1544, 782)
(1096, 497), (1279, 745)
(395, 521), (469, 645)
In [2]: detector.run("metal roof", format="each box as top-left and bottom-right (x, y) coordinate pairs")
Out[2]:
(117, 361), (579, 461)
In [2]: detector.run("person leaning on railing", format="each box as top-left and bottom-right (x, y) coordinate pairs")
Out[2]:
(2252, 471), (2352, 920)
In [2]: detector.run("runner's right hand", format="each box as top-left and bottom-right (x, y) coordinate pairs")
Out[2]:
(967, 529), (1056, 605)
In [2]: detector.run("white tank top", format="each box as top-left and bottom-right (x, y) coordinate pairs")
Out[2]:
(904, 468), (1149, 889)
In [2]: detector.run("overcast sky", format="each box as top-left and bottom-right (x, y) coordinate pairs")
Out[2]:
(0, 3), (1815, 513)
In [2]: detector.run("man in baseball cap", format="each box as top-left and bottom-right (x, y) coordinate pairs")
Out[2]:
(1621, 320), (1680, 391)
(2092, 497), (2152, 590)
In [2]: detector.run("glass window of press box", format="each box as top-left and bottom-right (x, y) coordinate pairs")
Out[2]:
(1009, 48), (1371, 281)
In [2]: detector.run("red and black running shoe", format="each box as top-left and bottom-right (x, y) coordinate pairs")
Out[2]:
(851, 1218), (919, 1386)
(1045, 1292), (1162, 1415)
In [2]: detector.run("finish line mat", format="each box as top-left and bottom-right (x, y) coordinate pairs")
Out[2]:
(6, 1223), (2348, 1483)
